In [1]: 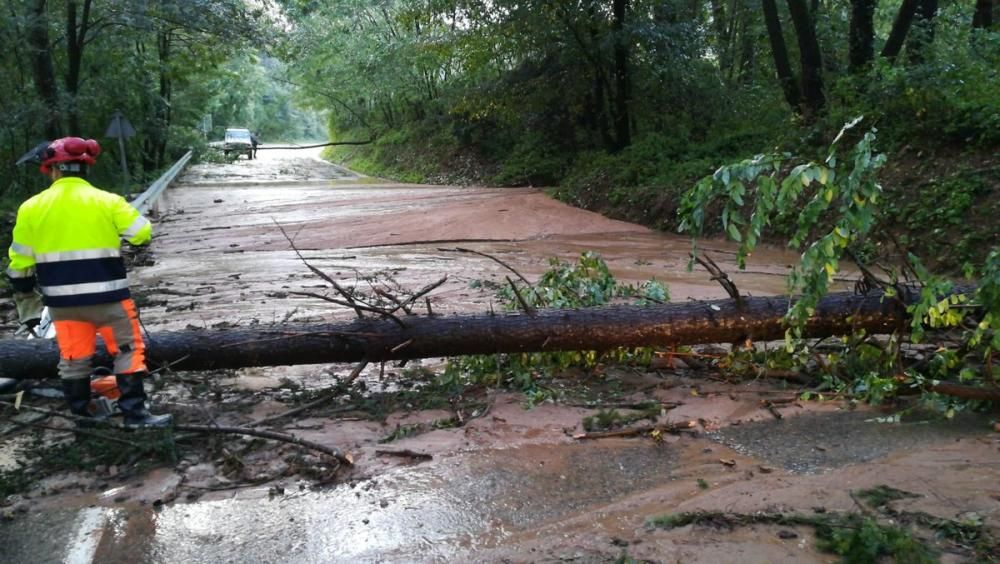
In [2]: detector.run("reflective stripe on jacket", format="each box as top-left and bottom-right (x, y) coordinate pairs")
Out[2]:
(6, 176), (152, 307)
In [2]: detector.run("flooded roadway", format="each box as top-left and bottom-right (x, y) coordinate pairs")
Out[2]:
(132, 147), (827, 330)
(2, 149), (997, 563)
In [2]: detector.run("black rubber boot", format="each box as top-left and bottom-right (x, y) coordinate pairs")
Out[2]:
(115, 372), (172, 428)
(61, 378), (94, 418)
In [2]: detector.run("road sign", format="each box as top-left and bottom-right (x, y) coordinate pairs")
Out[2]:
(106, 110), (135, 189)
(105, 111), (136, 138)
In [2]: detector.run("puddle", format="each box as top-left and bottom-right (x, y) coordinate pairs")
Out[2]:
(2, 405), (996, 563)
(6, 149), (995, 563)
(711, 410), (993, 474)
(1, 442), (675, 563)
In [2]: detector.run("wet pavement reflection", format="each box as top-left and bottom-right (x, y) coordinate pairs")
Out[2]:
(5, 149), (990, 564)
(131, 148), (830, 331)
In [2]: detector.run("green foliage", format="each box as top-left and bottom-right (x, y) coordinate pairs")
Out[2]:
(679, 117), (886, 332)
(827, 12), (1000, 146)
(881, 168), (997, 269)
(441, 252), (667, 397)
(491, 131), (573, 187)
(854, 485), (921, 508)
(0, 428), (176, 499)
(324, 123), (459, 184)
(202, 54), (327, 144)
(965, 249), (1000, 371)
(582, 404), (661, 432)
(377, 419), (461, 443)
(274, 0), (996, 271)
(680, 119), (999, 408)
(817, 516), (936, 564)
(648, 510), (937, 563)
(0, 0), (279, 207)
(495, 251), (666, 310)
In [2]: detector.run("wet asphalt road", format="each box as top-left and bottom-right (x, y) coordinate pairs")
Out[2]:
(2, 149), (995, 563)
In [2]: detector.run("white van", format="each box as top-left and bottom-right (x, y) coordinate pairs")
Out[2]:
(223, 128), (254, 159)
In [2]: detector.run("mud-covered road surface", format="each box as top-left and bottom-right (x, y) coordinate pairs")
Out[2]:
(131, 148), (829, 330)
(1, 149), (998, 563)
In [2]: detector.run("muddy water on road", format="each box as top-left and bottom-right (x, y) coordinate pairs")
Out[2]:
(134, 148), (837, 330)
(5, 149), (996, 563)
(3, 402), (995, 563)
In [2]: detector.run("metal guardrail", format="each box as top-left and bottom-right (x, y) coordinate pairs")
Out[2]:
(130, 149), (193, 214)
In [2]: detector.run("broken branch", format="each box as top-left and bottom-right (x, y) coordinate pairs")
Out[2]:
(574, 420), (697, 440)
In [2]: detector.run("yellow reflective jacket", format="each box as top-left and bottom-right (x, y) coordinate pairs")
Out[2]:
(6, 176), (152, 307)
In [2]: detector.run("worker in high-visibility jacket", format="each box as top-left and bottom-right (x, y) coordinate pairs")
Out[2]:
(6, 137), (171, 427)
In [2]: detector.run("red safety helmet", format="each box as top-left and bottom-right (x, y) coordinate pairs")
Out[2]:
(37, 137), (101, 174)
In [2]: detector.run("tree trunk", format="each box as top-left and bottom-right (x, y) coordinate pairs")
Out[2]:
(737, 2), (756, 84)
(588, 4), (613, 151)
(27, 0), (61, 138)
(64, 0), (92, 136)
(0, 288), (944, 381)
(710, 0), (730, 74)
(761, 0), (802, 110)
(611, 0), (632, 152)
(906, 0), (938, 64)
(881, 0), (920, 62)
(155, 28), (172, 168)
(848, 0), (876, 71)
(973, 0), (994, 29)
(785, 0), (825, 117)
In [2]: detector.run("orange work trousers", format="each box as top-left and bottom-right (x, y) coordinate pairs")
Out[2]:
(50, 298), (146, 381)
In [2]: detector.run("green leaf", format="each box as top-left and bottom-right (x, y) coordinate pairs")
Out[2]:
(726, 222), (742, 242)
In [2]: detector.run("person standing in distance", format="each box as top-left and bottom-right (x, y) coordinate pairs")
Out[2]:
(6, 137), (171, 427)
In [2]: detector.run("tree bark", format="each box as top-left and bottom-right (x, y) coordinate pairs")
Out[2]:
(154, 28), (173, 168)
(906, 0), (938, 64)
(973, 0), (994, 29)
(0, 288), (946, 381)
(761, 0), (802, 110)
(64, 0), (92, 136)
(611, 0), (632, 152)
(27, 0), (61, 138)
(848, 0), (876, 71)
(785, 0), (825, 116)
(710, 0), (730, 74)
(587, 3), (613, 150)
(737, 2), (756, 84)
(881, 0), (920, 62)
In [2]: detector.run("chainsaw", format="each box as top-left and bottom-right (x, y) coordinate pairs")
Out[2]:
(20, 307), (121, 416)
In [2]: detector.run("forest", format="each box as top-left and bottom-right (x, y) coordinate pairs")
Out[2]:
(1, 1), (998, 418)
(0, 3), (999, 559)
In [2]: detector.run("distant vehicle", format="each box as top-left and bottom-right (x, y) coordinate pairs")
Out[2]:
(223, 128), (254, 159)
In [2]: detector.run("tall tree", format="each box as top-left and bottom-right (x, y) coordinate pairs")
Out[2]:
(762, 0), (801, 110)
(907, 0), (939, 64)
(848, 0), (876, 71)
(611, 0), (632, 151)
(973, 0), (994, 29)
(27, 0), (61, 138)
(881, 0), (920, 61)
(785, 0), (825, 115)
(64, 0), (93, 135)
(736, 0), (757, 83)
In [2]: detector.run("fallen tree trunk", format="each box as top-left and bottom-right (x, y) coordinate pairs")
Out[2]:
(0, 287), (964, 380)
